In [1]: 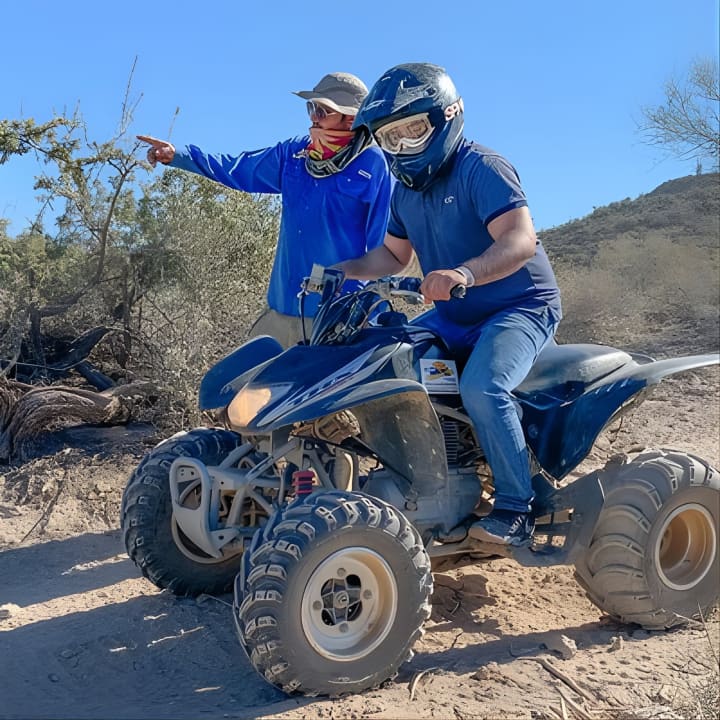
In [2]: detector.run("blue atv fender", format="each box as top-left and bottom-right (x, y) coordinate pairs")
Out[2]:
(198, 335), (283, 411)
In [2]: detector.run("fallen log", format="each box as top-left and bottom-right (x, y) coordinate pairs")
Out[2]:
(0, 380), (158, 463)
(2, 326), (112, 388)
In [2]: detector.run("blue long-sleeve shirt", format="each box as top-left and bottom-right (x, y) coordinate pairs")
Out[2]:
(169, 137), (392, 316)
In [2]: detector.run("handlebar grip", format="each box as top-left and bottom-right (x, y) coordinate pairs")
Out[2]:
(450, 284), (467, 299)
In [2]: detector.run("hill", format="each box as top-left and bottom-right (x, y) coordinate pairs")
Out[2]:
(540, 172), (720, 264)
(539, 173), (719, 354)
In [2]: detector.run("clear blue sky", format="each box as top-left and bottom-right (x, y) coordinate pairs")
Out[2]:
(1, 0), (718, 236)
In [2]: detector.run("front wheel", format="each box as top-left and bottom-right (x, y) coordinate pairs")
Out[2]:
(574, 449), (719, 628)
(234, 490), (432, 696)
(121, 428), (247, 596)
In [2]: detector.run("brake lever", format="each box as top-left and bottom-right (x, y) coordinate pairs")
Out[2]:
(391, 290), (425, 305)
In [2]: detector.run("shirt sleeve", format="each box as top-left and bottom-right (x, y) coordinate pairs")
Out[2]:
(362, 158), (394, 250)
(168, 141), (288, 194)
(469, 153), (528, 225)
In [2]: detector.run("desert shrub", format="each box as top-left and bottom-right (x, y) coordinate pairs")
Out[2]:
(119, 170), (280, 427)
(1, 166), (281, 430)
(554, 226), (719, 353)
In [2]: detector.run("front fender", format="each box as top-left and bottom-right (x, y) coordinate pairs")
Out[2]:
(198, 335), (283, 411)
(253, 379), (449, 496)
(350, 387), (449, 496)
(254, 377), (425, 430)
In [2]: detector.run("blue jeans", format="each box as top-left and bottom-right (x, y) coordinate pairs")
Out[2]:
(413, 304), (559, 513)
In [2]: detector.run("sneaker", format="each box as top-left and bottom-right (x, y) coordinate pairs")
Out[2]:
(469, 509), (534, 547)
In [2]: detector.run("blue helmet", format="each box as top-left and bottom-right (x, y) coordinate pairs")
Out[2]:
(352, 63), (464, 191)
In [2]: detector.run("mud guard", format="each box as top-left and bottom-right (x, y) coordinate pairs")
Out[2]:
(198, 335), (283, 411)
(585, 352), (719, 391)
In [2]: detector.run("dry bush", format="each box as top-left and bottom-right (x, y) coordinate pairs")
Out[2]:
(119, 176), (280, 428)
(128, 286), (267, 429)
(554, 231), (719, 354)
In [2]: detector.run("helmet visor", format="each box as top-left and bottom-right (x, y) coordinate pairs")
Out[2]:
(374, 113), (434, 155)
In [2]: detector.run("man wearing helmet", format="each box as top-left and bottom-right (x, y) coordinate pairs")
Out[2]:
(337, 63), (562, 547)
(137, 72), (392, 348)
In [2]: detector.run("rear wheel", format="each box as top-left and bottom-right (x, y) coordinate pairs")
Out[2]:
(574, 449), (719, 628)
(121, 428), (250, 596)
(234, 490), (432, 696)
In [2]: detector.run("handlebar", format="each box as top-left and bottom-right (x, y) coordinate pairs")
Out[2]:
(367, 276), (424, 304)
(370, 276), (467, 302)
(301, 265), (467, 304)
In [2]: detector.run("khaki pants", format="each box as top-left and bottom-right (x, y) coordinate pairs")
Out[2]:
(248, 307), (313, 349)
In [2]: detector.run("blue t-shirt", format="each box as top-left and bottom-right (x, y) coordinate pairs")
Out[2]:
(387, 140), (561, 327)
(170, 138), (391, 316)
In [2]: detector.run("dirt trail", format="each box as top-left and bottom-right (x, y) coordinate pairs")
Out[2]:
(1, 370), (718, 720)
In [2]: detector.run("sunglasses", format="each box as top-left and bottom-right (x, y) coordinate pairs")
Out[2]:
(306, 101), (340, 121)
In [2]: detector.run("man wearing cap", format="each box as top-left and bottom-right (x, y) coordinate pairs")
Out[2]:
(138, 72), (392, 347)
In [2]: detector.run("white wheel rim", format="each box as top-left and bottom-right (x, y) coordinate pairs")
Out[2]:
(655, 503), (717, 591)
(301, 547), (398, 661)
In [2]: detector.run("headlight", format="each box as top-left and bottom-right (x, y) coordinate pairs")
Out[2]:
(226, 384), (292, 428)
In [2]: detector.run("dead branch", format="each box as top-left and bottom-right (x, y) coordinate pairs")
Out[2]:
(409, 667), (439, 701)
(518, 657), (595, 702)
(555, 687), (593, 720)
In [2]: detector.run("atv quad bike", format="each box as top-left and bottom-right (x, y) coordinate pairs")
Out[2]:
(121, 265), (719, 697)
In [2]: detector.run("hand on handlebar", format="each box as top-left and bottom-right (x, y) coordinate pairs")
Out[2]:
(420, 269), (469, 302)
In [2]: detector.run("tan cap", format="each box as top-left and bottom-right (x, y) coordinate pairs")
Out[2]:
(293, 72), (368, 115)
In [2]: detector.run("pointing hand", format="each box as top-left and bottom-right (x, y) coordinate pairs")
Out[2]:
(137, 135), (176, 167)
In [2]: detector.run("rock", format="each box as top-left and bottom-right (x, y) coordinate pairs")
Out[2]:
(543, 632), (578, 659)
(0, 603), (19, 620)
(433, 573), (464, 591)
(471, 662), (500, 681)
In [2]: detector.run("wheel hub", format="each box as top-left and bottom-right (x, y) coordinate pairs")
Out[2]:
(302, 547), (398, 661)
(655, 503), (717, 591)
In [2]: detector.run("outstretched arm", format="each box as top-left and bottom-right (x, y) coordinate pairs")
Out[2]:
(137, 135), (176, 167)
(336, 234), (415, 280)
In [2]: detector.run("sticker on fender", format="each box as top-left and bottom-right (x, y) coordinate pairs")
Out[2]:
(419, 359), (459, 394)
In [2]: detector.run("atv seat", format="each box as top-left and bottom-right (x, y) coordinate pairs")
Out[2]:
(515, 342), (633, 395)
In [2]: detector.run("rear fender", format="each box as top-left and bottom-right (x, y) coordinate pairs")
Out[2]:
(198, 335), (283, 411)
(524, 352), (719, 479)
(584, 352), (719, 391)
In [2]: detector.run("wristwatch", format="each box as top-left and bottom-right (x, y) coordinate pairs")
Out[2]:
(454, 264), (475, 286)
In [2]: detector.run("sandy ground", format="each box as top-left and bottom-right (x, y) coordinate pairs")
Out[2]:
(1, 367), (718, 720)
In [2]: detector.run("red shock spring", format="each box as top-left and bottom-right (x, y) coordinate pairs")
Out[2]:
(292, 470), (315, 496)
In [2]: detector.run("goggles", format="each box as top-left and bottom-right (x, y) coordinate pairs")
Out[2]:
(306, 101), (340, 121)
(374, 113), (434, 155)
